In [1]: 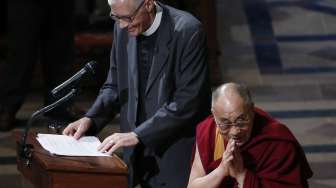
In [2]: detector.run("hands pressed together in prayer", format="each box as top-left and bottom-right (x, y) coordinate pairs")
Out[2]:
(63, 117), (139, 155)
(220, 139), (247, 187)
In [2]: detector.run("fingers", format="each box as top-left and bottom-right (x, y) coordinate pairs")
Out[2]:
(62, 122), (76, 136)
(73, 122), (85, 140)
(98, 135), (121, 155)
(98, 140), (120, 155)
(99, 140), (115, 153)
(62, 118), (91, 139)
(98, 135), (116, 151)
(229, 140), (245, 173)
(222, 140), (234, 163)
(224, 139), (235, 154)
(106, 142), (121, 155)
(233, 146), (239, 158)
(97, 133), (139, 155)
(227, 154), (234, 162)
(62, 126), (70, 136)
(230, 139), (242, 160)
(222, 139), (238, 162)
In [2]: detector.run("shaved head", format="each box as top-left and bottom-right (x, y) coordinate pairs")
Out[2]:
(211, 82), (255, 146)
(108, 0), (142, 9)
(212, 82), (253, 109)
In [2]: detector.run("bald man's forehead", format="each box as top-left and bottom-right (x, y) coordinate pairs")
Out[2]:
(218, 97), (242, 108)
(213, 94), (246, 114)
(109, 0), (136, 16)
(220, 92), (244, 106)
(108, 0), (127, 6)
(108, 0), (135, 8)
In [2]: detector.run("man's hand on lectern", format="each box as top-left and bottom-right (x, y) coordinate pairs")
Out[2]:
(63, 117), (92, 139)
(97, 132), (139, 155)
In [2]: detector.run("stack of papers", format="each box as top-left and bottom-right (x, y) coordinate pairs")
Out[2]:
(37, 133), (110, 157)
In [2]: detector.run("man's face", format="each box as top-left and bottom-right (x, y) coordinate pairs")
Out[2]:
(110, 0), (154, 36)
(212, 96), (254, 146)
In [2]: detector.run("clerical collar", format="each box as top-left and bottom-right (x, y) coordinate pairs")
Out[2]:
(142, 2), (162, 36)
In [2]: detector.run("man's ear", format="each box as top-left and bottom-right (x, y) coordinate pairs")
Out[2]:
(210, 107), (215, 114)
(144, 0), (155, 12)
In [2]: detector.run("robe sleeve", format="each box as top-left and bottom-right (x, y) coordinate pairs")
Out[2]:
(243, 141), (309, 188)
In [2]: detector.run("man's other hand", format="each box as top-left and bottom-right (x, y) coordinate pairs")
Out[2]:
(229, 140), (246, 187)
(98, 132), (139, 155)
(219, 139), (236, 177)
(62, 117), (92, 139)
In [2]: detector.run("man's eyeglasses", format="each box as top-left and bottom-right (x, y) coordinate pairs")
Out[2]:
(213, 114), (250, 131)
(109, 0), (145, 23)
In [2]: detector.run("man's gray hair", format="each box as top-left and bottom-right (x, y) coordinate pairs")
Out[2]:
(107, 0), (143, 8)
(211, 83), (253, 108)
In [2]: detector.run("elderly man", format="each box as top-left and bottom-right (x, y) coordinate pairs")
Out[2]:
(63, 0), (210, 187)
(188, 83), (313, 188)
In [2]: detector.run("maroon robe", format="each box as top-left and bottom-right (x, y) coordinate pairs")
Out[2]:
(196, 107), (313, 188)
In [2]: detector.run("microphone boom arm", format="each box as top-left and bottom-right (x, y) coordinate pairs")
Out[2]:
(20, 88), (78, 165)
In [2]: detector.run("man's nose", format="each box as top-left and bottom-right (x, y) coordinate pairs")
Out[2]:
(230, 126), (241, 136)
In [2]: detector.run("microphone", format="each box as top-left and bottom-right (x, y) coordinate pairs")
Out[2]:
(51, 61), (96, 98)
(20, 89), (78, 166)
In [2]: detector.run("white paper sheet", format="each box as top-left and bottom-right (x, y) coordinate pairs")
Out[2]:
(36, 133), (110, 157)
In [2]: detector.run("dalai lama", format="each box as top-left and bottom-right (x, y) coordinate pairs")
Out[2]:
(187, 82), (313, 188)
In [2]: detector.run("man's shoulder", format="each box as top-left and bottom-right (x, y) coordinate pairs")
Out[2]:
(196, 115), (214, 131)
(161, 3), (202, 32)
(196, 116), (216, 144)
(250, 134), (297, 151)
(254, 107), (297, 141)
(248, 113), (302, 157)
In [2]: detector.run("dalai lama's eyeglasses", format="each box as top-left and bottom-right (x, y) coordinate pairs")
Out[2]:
(109, 0), (145, 23)
(214, 114), (250, 131)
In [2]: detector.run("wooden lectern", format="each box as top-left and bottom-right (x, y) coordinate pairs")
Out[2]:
(13, 130), (128, 188)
